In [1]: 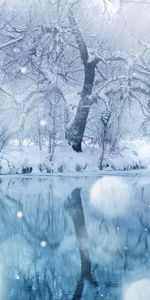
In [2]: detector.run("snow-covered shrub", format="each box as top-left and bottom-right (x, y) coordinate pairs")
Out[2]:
(99, 145), (145, 170)
(0, 158), (10, 174)
(43, 158), (54, 173)
(38, 160), (54, 173)
(9, 163), (20, 174)
(57, 164), (63, 173)
(75, 163), (87, 172)
(38, 163), (44, 173)
(45, 164), (54, 173)
(22, 160), (33, 174)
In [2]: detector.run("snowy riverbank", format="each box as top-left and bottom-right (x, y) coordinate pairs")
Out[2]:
(0, 139), (149, 175)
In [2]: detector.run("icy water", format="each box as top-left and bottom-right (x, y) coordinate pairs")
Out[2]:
(0, 175), (150, 300)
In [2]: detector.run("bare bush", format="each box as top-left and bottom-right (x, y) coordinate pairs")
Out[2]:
(0, 126), (11, 152)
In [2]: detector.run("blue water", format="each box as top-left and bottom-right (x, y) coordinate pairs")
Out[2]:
(0, 175), (150, 300)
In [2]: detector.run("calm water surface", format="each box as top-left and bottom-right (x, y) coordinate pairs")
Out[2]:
(0, 175), (150, 300)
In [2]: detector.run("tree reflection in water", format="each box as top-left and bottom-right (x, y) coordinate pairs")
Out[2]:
(0, 176), (149, 299)
(67, 188), (98, 300)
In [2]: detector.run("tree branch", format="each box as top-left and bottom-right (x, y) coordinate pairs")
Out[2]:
(68, 6), (89, 65)
(0, 35), (23, 50)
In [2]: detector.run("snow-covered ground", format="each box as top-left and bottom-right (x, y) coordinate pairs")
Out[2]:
(0, 139), (150, 175)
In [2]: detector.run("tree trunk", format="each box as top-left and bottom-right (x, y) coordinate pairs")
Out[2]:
(65, 7), (102, 152)
(67, 188), (97, 300)
(65, 62), (96, 152)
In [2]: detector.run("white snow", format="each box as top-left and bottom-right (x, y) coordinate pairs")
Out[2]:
(40, 119), (47, 127)
(16, 211), (24, 219)
(123, 279), (150, 300)
(20, 66), (27, 74)
(90, 176), (132, 217)
(40, 241), (47, 248)
(0, 138), (149, 175)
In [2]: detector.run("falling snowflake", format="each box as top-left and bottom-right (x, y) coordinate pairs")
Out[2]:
(16, 211), (24, 219)
(40, 240), (47, 248)
(40, 119), (47, 127)
(15, 274), (20, 280)
(20, 66), (27, 74)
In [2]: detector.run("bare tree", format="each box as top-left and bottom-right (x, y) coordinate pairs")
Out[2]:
(65, 6), (105, 152)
